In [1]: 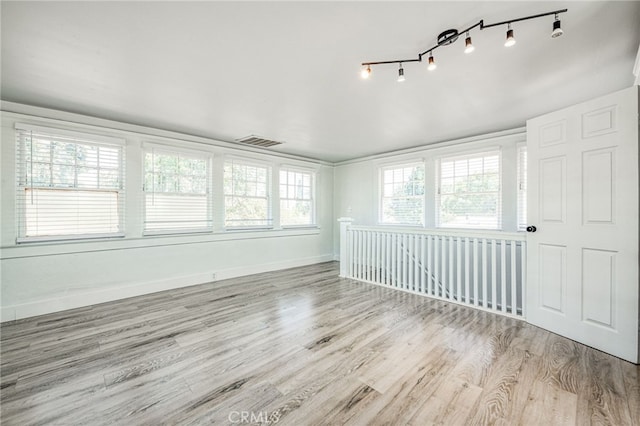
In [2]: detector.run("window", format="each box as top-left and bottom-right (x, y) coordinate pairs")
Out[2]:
(517, 145), (527, 231)
(15, 124), (125, 242)
(437, 151), (501, 229)
(380, 163), (425, 225)
(280, 168), (315, 226)
(143, 145), (212, 234)
(224, 158), (272, 228)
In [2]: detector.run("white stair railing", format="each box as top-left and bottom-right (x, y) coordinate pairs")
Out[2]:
(338, 219), (526, 318)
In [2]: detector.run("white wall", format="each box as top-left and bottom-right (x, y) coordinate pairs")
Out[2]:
(333, 129), (526, 255)
(0, 104), (334, 321)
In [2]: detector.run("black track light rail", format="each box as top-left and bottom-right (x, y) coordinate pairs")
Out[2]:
(480, 8), (568, 29)
(361, 8), (568, 67)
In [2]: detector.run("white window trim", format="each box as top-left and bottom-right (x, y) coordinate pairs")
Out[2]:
(279, 166), (317, 228)
(142, 144), (213, 236)
(142, 141), (215, 157)
(16, 123), (125, 146)
(517, 142), (527, 232)
(223, 156), (273, 230)
(223, 154), (273, 167)
(279, 162), (321, 173)
(435, 149), (503, 230)
(378, 161), (426, 227)
(15, 124), (126, 243)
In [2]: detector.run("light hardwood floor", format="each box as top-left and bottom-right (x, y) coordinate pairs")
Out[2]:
(1, 262), (638, 425)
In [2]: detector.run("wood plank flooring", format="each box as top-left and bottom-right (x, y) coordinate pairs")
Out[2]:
(1, 261), (638, 425)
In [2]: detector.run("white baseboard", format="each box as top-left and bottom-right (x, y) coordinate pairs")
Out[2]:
(0, 254), (335, 322)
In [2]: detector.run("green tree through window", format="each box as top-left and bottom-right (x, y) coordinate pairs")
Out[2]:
(224, 160), (272, 228)
(438, 152), (501, 229)
(16, 127), (124, 240)
(380, 163), (424, 225)
(143, 147), (211, 233)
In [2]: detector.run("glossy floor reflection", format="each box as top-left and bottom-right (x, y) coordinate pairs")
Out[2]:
(1, 262), (638, 425)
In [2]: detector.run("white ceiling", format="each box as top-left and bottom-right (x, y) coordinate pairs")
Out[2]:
(2, 1), (639, 162)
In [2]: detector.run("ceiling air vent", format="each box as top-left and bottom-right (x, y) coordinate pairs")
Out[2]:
(235, 135), (284, 148)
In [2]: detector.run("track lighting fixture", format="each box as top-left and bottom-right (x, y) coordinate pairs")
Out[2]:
(464, 32), (474, 54)
(551, 14), (563, 38)
(427, 53), (436, 71)
(361, 65), (371, 79)
(505, 23), (516, 47)
(360, 8), (567, 81)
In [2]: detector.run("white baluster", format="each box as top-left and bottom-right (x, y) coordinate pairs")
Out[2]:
(501, 239), (507, 314)
(482, 239), (488, 308)
(363, 230), (367, 281)
(347, 230), (356, 278)
(473, 238), (479, 306)
(464, 237), (470, 304)
(370, 231), (375, 282)
(456, 237), (462, 302)
(420, 235), (426, 293)
(491, 239), (497, 311)
(368, 231), (372, 282)
(520, 241), (526, 317)
(407, 233), (412, 290)
(400, 234), (407, 289)
(434, 236), (440, 297)
(376, 232), (381, 283)
(442, 236), (448, 299)
(358, 230), (363, 280)
(385, 233), (390, 285)
(510, 240), (517, 316)
(391, 233), (397, 287)
(441, 236), (447, 298)
(447, 236), (453, 301)
(397, 233), (403, 288)
(424, 235), (433, 295)
(414, 235), (419, 292)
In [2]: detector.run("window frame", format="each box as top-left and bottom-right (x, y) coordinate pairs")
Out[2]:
(15, 123), (126, 243)
(223, 156), (273, 230)
(378, 161), (426, 226)
(279, 166), (317, 228)
(436, 149), (502, 230)
(142, 142), (213, 236)
(517, 143), (527, 231)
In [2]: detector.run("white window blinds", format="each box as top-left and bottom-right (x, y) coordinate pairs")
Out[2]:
(143, 146), (212, 234)
(380, 163), (425, 225)
(279, 168), (315, 226)
(517, 145), (528, 231)
(437, 151), (501, 229)
(224, 158), (272, 228)
(15, 124), (125, 242)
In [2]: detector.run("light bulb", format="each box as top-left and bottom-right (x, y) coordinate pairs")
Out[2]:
(464, 33), (475, 54)
(427, 53), (436, 71)
(505, 24), (516, 47)
(551, 17), (563, 38)
(361, 65), (371, 79)
(397, 65), (405, 82)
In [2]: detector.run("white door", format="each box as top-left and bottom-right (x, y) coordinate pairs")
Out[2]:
(526, 86), (639, 363)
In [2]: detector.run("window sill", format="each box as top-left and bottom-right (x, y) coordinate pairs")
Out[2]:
(16, 232), (126, 244)
(224, 226), (275, 232)
(1, 227), (322, 259)
(281, 224), (319, 230)
(143, 229), (214, 237)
